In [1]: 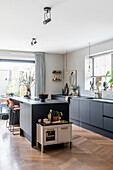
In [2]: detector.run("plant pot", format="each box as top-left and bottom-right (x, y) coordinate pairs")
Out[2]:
(53, 116), (58, 121)
(110, 84), (113, 91)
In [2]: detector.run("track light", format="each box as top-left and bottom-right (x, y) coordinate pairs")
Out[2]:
(43, 7), (51, 25)
(31, 38), (37, 46)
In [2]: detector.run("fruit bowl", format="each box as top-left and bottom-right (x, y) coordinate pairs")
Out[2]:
(39, 94), (48, 102)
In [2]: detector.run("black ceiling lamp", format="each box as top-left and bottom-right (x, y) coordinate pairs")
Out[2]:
(43, 7), (51, 24)
(31, 38), (37, 46)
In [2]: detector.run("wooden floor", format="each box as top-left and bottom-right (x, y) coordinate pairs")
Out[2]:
(0, 121), (113, 170)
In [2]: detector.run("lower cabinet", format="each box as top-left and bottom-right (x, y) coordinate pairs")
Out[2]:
(90, 101), (103, 128)
(104, 117), (113, 132)
(69, 99), (79, 120)
(69, 98), (113, 139)
(80, 100), (90, 124)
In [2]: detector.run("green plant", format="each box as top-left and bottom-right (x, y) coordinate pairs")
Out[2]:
(105, 71), (110, 81)
(71, 85), (79, 92)
(109, 68), (113, 85)
(51, 110), (63, 117)
(6, 92), (10, 95)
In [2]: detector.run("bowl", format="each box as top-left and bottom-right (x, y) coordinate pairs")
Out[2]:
(39, 94), (48, 102)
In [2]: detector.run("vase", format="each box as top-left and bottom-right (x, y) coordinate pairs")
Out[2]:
(24, 87), (31, 98)
(110, 84), (113, 91)
(103, 82), (108, 91)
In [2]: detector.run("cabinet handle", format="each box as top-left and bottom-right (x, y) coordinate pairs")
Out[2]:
(61, 127), (68, 130)
(47, 129), (55, 131)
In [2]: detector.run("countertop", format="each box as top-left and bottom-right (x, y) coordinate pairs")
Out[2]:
(71, 96), (113, 104)
(51, 94), (113, 104)
(10, 96), (68, 105)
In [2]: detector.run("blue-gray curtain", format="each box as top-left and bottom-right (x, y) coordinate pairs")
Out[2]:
(35, 52), (46, 96)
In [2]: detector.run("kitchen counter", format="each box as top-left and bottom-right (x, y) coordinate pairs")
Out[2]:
(51, 94), (113, 104)
(72, 96), (113, 104)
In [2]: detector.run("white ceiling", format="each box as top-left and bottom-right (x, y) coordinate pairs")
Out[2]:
(0, 0), (113, 54)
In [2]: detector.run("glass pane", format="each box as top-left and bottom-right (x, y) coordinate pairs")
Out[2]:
(94, 54), (111, 76)
(0, 61), (35, 96)
(46, 130), (55, 141)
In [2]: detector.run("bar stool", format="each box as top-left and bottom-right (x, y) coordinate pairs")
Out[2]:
(12, 107), (20, 135)
(6, 100), (20, 135)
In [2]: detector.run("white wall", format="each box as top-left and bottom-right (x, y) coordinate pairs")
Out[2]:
(45, 53), (64, 98)
(64, 38), (113, 96)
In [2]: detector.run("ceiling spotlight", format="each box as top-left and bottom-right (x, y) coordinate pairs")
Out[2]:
(31, 38), (37, 46)
(43, 7), (51, 25)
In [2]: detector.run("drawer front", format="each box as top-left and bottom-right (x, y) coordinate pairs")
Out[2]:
(58, 126), (71, 143)
(104, 117), (113, 132)
(104, 103), (113, 118)
(44, 128), (57, 145)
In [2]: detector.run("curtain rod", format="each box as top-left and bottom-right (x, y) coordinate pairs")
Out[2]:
(0, 49), (43, 54)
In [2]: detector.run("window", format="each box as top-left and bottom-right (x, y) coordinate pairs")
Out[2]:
(0, 60), (35, 96)
(91, 53), (112, 89)
(93, 54), (111, 76)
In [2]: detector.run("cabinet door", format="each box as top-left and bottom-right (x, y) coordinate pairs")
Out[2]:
(90, 101), (103, 128)
(69, 99), (79, 120)
(80, 100), (89, 124)
(58, 126), (71, 143)
(104, 103), (113, 118)
(44, 128), (57, 145)
(104, 117), (113, 132)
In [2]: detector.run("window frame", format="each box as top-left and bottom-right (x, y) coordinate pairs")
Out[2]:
(90, 53), (113, 90)
(91, 54), (113, 79)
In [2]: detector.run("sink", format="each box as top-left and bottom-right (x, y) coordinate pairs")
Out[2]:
(86, 97), (95, 99)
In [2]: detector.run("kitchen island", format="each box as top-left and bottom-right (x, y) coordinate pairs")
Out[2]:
(10, 97), (69, 147)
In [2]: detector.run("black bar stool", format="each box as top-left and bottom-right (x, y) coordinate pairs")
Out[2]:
(12, 108), (20, 135)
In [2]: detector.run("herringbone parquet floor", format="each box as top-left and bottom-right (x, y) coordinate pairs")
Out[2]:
(0, 120), (113, 170)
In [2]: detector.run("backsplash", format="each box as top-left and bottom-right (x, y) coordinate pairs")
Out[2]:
(102, 91), (113, 100)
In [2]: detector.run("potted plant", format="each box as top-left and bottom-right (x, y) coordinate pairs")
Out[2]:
(6, 92), (10, 98)
(51, 110), (63, 121)
(109, 68), (113, 90)
(71, 85), (79, 96)
(103, 71), (110, 91)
